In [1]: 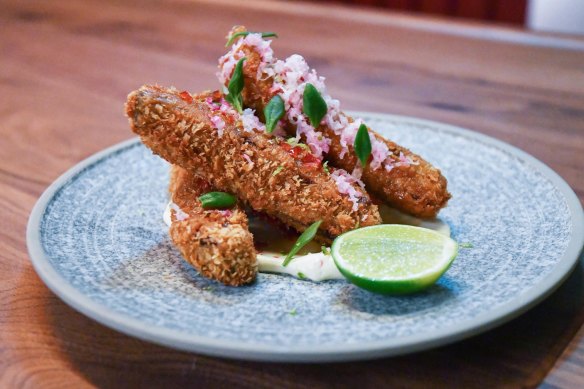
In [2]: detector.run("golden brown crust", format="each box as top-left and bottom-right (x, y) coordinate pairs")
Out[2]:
(168, 165), (257, 286)
(225, 26), (450, 218)
(126, 85), (381, 240)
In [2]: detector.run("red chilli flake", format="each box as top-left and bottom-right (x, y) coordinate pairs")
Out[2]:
(301, 153), (320, 165)
(179, 91), (193, 104)
(289, 146), (304, 159)
(279, 142), (321, 167)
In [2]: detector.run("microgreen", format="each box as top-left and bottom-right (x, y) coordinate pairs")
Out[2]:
(264, 95), (285, 133)
(289, 308), (298, 316)
(198, 192), (237, 209)
(225, 31), (278, 47)
(321, 245), (330, 255)
(286, 137), (309, 150)
(283, 220), (322, 266)
(272, 166), (284, 176)
(322, 161), (330, 174)
(354, 123), (372, 167)
(302, 83), (327, 128)
(225, 57), (246, 113)
(297, 272), (306, 279)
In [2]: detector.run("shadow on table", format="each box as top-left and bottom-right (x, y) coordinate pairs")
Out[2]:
(45, 251), (584, 388)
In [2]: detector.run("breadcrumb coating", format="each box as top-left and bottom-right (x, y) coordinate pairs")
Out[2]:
(168, 165), (257, 286)
(221, 26), (451, 218)
(126, 85), (381, 242)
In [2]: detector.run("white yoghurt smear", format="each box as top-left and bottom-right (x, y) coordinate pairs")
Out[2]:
(163, 202), (450, 282)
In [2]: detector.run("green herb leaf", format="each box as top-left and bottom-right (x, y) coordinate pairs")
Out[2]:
(297, 272), (306, 279)
(272, 166), (284, 176)
(225, 31), (278, 47)
(302, 83), (327, 128)
(322, 161), (330, 174)
(226, 57), (246, 113)
(289, 308), (297, 316)
(459, 242), (474, 248)
(283, 220), (322, 266)
(198, 192), (237, 209)
(321, 245), (330, 255)
(264, 95), (285, 133)
(354, 123), (372, 167)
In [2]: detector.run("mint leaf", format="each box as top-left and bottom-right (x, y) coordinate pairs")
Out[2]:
(354, 123), (372, 167)
(302, 83), (327, 128)
(264, 95), (285, 133)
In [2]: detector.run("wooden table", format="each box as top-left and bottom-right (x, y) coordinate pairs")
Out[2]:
(2, 0), (583, 387)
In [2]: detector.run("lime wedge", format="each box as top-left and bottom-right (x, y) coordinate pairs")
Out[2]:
(331, 225), (458, 294)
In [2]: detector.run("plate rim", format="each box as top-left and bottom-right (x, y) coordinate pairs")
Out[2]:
(27, 113), (584, 362)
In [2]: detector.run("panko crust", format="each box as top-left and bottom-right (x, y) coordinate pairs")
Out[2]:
(126, 85), (381, 242)
(224, 26), (451, 218)
(168, 165), (257, 286)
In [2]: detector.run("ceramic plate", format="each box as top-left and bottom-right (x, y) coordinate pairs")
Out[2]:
(27, 113), (584, 362)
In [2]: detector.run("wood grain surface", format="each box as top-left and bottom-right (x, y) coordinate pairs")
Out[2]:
(1, 0), (583, 387)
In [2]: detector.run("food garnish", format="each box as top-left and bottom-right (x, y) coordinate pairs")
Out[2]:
(331, 225), (458, 294)
(264, 95), (285, 133)
(178, 91), (193, 104)
(198, 192), (237, 209)
(217, 27), (451, 218)
(225, 31), (278, 47)
(286, 137), (309, 150)
(283, 220), (323, 266)
(302, 83), (327, 128)
(354, 123), (372, 167)
(279, 140), (321, 169)
(225, 57), (246, 113)
(272, 166), (284, 176)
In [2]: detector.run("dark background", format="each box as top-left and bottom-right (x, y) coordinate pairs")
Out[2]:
(314, 0), (527, 25)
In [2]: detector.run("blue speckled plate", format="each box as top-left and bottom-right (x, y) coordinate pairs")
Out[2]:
(27, 113), (583, 362)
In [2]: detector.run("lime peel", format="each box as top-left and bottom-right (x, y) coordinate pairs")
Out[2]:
(331, 224), (458, 295)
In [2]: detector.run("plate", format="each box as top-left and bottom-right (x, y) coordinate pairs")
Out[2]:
(27, 113), (584, 362)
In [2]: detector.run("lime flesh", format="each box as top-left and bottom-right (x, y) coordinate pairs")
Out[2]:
(331, 224), (458, 294)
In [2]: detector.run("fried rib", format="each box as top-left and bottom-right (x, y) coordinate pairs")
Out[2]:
(126, 85), (381, 242)
(167, 165), (257, 286)
(219, 26), (451, 218)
